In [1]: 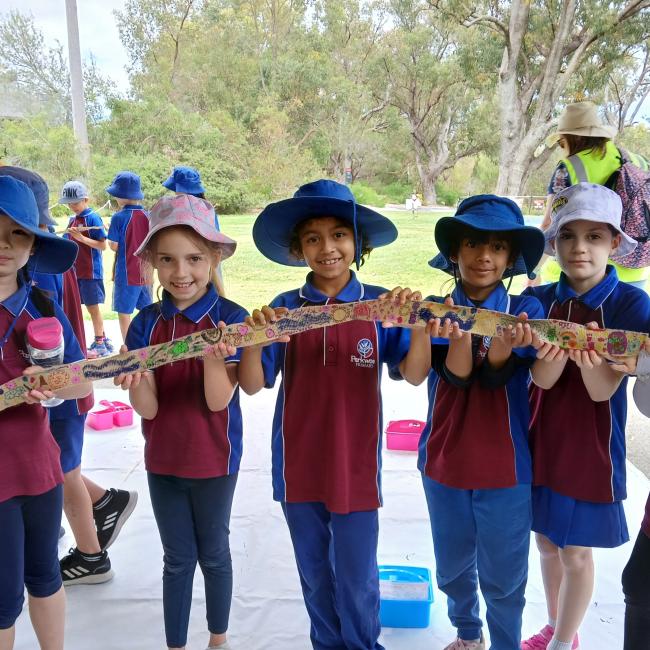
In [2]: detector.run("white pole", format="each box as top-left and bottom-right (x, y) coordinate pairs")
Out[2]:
(64, 0), (90, 171)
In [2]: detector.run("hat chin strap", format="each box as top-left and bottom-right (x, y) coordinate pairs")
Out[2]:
(352, 200), (361, 270)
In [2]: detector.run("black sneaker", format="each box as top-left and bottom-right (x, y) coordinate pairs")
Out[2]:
(60, 548), (114, 585)
(93, 488), (138, 551)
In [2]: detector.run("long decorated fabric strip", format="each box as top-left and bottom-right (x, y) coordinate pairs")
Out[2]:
(1, 298), (646, 412)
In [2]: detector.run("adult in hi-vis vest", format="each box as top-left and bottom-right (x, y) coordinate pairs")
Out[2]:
(538, 101), (650, 288)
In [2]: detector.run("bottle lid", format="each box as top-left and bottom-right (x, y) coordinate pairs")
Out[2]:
(26, 317), (63, 350)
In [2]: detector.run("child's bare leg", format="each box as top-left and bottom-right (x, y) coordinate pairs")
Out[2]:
(86, 304), (104, 338)
(81, 475), (107, 504)
(208, 632), (227, 647)
(63, 467), (101, 554)
(536, 533), (563, 622)
(0, 625), (16, 650)
(555, 545), (594, 642)
(117, 313), (131, 342)
(28, 587), (65, 650)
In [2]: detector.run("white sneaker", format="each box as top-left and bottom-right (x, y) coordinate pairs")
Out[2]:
(207, 643), (231, 650)
(444, 635), (485, 650)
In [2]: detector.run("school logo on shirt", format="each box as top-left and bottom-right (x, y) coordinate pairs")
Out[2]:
(351, 338), (376, 368)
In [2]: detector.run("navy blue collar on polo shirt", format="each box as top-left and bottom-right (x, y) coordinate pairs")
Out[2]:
(555, 265), (618, 309)
(77, 207), (94, 219)
(1, 281), (30, 317)
(451, 281), (510, 313)
(298, 270), (365, 303)
(160, 284), (220, 323)
(121, 204), (144, 212)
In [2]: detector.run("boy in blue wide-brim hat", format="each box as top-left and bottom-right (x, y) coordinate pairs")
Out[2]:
(240, 179), (417, 650)
(398, 194), (547, 650)
(106, 171), (152, 342)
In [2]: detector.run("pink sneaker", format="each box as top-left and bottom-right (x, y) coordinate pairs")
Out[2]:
(521, 625), (579, 649)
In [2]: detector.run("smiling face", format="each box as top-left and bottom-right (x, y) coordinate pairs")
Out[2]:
(0, 213), (35, 299)
(552, 219), (621, 293)
(450, 228), (515, 302)
(151, 226), (220, 310)
(292, 216), (356, 295)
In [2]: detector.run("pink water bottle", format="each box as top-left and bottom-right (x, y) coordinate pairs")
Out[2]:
(26, 318), (65, 408)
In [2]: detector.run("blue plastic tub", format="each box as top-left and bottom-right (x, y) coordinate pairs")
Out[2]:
(378, 565), (434, 628)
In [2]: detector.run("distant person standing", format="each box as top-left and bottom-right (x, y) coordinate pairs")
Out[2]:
(59, 180), (112, 357)
(538, 101), (650, 288)
(106, 171), (152, 342)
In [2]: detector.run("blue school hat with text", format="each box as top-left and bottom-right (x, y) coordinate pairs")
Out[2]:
(106, 171), (144, 200)
(252, 179), (398, 267)
(162, 166), (205, 195)
(0, 175), (78, 274)
(0, 166), (56, 226)
(428, 194), (545, 279)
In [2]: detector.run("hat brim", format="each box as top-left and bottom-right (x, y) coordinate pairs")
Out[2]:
(544, 213), (637, 257)
(58, 196), (87, 205)
(253, 196), (398, 266)
(161, 179), (205, 195)
(39, 208), (57, 227)
(545, 125), (617, 148)
(134, 222), (237, 261)
(433, 214), (545, 279)
(106, 184), (144, 200)
(0, 204), (77, 274)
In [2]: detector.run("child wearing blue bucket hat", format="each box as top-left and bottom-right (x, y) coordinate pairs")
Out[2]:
(239, 179), (417, 650)
(0, 175), (92, 650)
(106, 171), (153, 341)
(395, 194), (546, 650)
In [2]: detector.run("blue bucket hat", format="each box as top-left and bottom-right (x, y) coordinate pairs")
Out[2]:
(428, 194), (545, 279)
(106, 171), (144, 200)
(162, 166), (205, 195)
(253, 179), (398, 268)
(0, 166), (56, 226)
(0, 176), (78, 274)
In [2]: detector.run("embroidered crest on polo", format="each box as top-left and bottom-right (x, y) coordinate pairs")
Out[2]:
(351, 337), (375, 368)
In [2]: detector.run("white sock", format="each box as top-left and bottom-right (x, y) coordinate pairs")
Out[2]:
(548, 617), (556, 628)
(548, 640), (572, 650)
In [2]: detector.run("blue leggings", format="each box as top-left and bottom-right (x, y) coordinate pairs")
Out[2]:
(147, 472), (238, 648)
(0, 485), (63, 629)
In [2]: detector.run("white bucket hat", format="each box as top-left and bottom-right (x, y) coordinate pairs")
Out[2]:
(546, 102), (617, 148)
(544, 183), (636, 257)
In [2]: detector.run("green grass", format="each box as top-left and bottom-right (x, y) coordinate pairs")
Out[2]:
(56, 208), (530, 318)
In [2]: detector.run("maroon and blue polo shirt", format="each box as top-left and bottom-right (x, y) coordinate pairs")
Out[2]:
(417, 282), (543, 489)
(0, 282), (85, 503)
(525, 267), (650, 503)
(63, 208), (106, 280)
(125, 284), (247, 478)
(261, 272), (411, 514)
(107, 205), (150, 286)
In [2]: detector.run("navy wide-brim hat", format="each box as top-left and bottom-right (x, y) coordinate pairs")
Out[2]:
(106, 170), (144, 200)
(253, 179), (398, 267)
(0, 166), (57, 226)
(162, 166), (205, 195)
(0, 175), (78, 274)
(428, 194), (545, 279)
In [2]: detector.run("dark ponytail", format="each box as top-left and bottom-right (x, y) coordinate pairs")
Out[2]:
(19, 268), (55, 318)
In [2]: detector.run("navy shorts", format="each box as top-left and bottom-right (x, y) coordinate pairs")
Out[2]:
(0, 485), (63, 629)
(112, 283), (153, 315)
(50, 414), (86, 473)
(77, 279), (105, 306)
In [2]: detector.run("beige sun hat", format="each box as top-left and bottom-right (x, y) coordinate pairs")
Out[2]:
(545, 101), (617, 147)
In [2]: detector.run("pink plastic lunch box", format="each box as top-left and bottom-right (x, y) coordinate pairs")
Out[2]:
(86, 400), (134, 430)
(385, 419), (425, 451)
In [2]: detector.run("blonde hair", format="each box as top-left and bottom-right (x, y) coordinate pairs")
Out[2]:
(141, 225), (227, 297)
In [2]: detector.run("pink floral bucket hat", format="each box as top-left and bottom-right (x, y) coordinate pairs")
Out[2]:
(135, 194), (237, 260)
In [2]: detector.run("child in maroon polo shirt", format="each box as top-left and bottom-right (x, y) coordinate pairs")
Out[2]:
(114, 194), (243, 650)
(239, 179), (418, 650)
(0, 175), (91, 650)
(523, 184), (650, 650)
